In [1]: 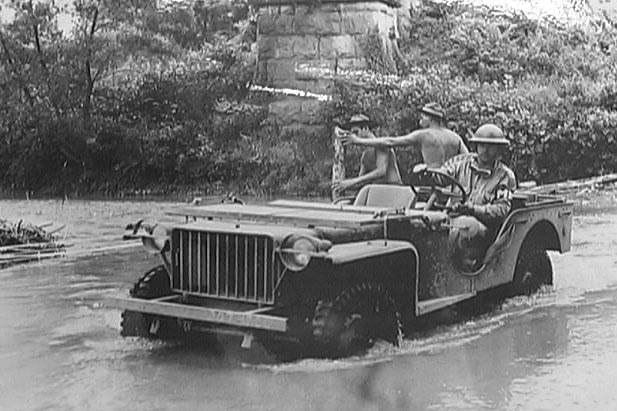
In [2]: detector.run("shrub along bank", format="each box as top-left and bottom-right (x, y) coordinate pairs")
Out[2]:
(324, 1), (617, 186)
(1, 0), (616, 198)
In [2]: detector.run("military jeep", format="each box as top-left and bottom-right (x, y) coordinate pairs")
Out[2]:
(108, 178), (572, 358)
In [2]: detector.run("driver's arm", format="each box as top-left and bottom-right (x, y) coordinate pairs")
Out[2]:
(470, 174), (517, 225)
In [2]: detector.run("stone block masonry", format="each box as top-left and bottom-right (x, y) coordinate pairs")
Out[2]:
(250, 0), (400, 129)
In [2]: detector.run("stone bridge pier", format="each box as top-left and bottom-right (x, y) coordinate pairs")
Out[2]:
(249, 0), (402, 128)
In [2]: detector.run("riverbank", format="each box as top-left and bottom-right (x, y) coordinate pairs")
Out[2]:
(2, 1), (617, 198)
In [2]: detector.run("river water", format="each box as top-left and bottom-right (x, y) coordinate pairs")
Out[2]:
(1, 191), (617, 411)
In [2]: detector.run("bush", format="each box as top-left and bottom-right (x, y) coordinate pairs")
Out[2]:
(2, 0), (616, 197)
(323, 0), (617, 185)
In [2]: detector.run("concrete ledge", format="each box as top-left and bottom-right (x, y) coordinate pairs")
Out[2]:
(249, 0), (401, 9)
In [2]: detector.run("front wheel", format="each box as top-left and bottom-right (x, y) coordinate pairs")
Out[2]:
(130, 265), (171, 299)
(121, 265), (176, 338)
(512, 249), (553, 296)
(312, 282), (401, 357)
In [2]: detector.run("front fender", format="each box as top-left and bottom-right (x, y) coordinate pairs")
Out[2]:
(323, 241), (419, 326)
(325, 240), (418, 264)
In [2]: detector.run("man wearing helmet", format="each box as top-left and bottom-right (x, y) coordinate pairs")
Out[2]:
(414, 123), (517, 270)
(332, 114), (402, 195)
(338, 102), (468, 168)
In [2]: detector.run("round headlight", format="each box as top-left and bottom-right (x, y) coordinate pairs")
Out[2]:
(280, 235), (318, 271)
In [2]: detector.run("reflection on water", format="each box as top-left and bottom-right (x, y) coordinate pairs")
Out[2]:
(0, 196), (617, 411)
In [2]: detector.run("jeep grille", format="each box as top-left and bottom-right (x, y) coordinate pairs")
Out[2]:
(171, 229), (282, 304)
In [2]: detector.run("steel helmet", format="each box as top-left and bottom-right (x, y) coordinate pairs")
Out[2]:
(469, 124), (509, 145)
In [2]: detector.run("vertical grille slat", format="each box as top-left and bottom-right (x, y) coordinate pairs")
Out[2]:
(206, 233), (211, 294)
(172, 229), (280, 304)
(263, 240), (268, 300)
(253, 237), (258, 300)
(244, 237), (248, 299)
(215, 235), (220, 296)
(188, 231), (193, 292)
(225, 234), (230, 297)
(180, 231), (185, 290)
(234, 235), (239, 296)
(197, 234), (202, 292)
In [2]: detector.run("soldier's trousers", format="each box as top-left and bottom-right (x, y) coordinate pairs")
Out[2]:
(449, 215), (489, 269)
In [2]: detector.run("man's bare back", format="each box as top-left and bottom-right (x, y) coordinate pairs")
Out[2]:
(414, 127), (469, 168)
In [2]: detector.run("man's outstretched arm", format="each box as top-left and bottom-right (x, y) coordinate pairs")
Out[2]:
(339, 130), (422, 149)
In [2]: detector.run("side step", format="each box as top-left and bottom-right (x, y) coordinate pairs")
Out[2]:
(417, 292), (476, 316)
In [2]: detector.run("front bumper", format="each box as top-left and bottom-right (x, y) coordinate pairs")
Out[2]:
(105, 295), (288, 333)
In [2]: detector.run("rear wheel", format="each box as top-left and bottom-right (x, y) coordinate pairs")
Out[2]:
(121, 265), (175, 338)
(512, 248), (553, 296)
(312, 282), (401, 357)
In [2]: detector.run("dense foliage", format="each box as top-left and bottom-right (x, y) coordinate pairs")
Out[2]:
(0, 0), (269, 197)
(326, 1), (617, 185)
(1, 0), (616, 197)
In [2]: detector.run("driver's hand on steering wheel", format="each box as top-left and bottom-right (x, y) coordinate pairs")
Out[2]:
(451, 201), (476, 216)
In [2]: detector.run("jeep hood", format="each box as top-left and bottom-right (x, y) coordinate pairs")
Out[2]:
(166, 201), (447, 244)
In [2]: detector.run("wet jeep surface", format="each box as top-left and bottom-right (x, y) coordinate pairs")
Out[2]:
(110, 183), (573, 358)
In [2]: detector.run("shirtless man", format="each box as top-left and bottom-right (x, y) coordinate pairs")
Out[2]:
(338, 103), (468, 168)
(332, 114), (402, 195)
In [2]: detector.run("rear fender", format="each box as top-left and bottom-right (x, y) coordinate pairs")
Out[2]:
(474, 203), (572, 291)
(520, 220), (567, 252)
(500, 203), (573, 253)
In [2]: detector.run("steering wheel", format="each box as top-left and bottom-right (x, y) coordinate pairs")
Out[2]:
(413, 168), (468, 211)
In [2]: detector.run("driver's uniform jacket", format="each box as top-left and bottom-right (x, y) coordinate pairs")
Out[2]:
(437, 153), (517, 226)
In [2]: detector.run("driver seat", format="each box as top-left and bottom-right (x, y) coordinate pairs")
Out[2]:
(353, 184), (416, 209)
